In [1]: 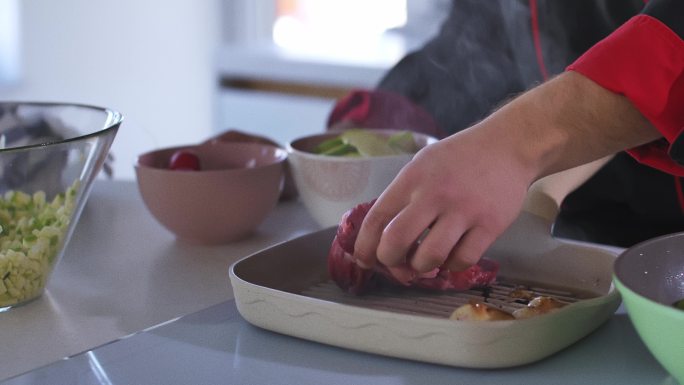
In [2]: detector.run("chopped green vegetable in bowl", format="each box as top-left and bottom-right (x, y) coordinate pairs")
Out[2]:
(0, 102), (121, 312)
(314, 130), (418, 157)
(0, 181), (78, 308)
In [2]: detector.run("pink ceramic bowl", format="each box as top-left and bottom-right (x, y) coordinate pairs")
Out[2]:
(135, 142), (286, 244)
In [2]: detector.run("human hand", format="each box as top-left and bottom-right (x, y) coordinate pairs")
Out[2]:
(352, 71), (662, 273)
(352, 125), (536, 273)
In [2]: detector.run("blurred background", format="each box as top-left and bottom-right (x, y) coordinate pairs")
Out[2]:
(0, 0), (448, 180)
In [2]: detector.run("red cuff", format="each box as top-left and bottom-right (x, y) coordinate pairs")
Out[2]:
(567, 15), (684, 176)
(327, 89), (447, 139)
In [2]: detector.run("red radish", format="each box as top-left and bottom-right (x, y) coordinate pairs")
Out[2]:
(169, 150), (201, 171)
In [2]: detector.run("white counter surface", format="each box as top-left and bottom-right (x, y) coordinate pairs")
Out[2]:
(3, 296), (675, 385)
(0, 180), (321, 381)
(0, 180), (676, 385)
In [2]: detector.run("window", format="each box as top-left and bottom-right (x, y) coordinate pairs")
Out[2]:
(273, 0), (407, 63)
(221, 0), (449, 66)
(0, 0), (20, 85)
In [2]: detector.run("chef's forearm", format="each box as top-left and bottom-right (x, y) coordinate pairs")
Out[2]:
(474, 71), (660, 184)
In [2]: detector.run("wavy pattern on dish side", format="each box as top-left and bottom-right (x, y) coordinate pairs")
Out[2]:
(237, 297), (465, 340)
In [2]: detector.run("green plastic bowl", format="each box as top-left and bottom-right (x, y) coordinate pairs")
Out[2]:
(614, 233), (684, 384)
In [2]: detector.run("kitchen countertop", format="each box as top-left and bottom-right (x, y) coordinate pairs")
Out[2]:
(0, 179), (321, 381)
(0, 180), (677, 384)
(3, 300), (676, 385)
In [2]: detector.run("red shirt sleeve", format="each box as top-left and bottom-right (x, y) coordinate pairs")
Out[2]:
(567, 14), (684, 176)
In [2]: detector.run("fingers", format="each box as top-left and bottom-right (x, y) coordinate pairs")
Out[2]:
(409, 213), (466, 273)
(444, 227), (495, 271)
(353, 186), (410, 269)
(356, 196), (496, 273)
(352, 208), (389, 269)
(376, 203), (436, 268)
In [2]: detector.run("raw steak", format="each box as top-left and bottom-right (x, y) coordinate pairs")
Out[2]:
(328, 200), (499, 295)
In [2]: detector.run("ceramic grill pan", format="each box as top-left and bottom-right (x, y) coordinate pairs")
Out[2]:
(229, 157), (621, 368)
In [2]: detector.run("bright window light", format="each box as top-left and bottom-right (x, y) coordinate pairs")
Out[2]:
(273, 0), (407, 63)
(0, 0), (20, 85)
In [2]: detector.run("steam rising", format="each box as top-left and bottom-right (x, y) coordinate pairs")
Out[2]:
(378, 0), (642, 135)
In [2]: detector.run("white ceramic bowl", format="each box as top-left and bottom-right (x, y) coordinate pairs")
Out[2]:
(287, 129), (438, 228)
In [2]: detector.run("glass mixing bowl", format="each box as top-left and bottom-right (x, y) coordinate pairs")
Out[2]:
(0, 102), (121, 311)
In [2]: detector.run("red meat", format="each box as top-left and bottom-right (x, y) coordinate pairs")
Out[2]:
(328, 200), (499, 295)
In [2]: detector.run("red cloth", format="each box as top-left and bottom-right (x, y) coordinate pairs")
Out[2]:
(567, 14), (684, 176)
(326, 89), (447, 139)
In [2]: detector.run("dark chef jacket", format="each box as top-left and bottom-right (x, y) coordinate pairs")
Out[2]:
(327, 0), (684, 247)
